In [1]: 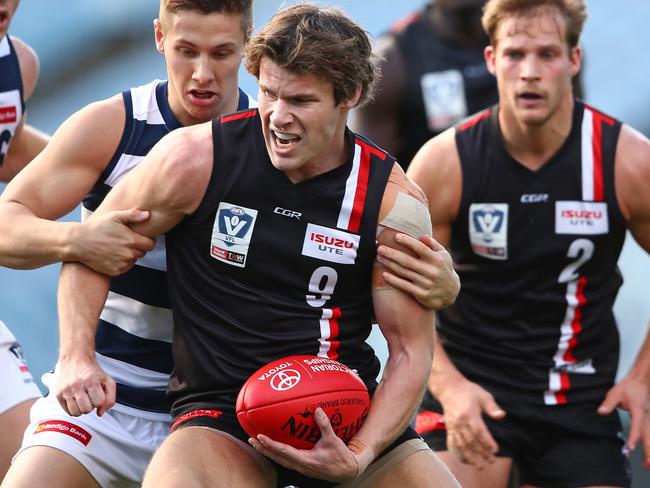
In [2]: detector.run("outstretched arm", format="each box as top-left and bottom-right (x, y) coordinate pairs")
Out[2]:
(56, 124), (213, 416)
(0, 95), (154, 274)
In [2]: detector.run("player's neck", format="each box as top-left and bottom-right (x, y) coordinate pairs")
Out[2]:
(499, 97), (574, 172)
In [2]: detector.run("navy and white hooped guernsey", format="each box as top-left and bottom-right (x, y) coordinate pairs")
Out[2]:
(81, 79), (254, 417)
(0, 35), (25, 168)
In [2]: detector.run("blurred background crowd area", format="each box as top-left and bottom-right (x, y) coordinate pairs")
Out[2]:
(1, 0), (650, 484)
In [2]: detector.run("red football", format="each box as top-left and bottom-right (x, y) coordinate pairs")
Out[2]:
(236, 355), (370, 449)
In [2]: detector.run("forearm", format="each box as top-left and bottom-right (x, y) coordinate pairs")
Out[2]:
(57, 262), (110, 362)
(428, 333), (467, 399)
(625, 320), (650, 382)
(352, 288), (435, 464)
(0, 202), (81, 268)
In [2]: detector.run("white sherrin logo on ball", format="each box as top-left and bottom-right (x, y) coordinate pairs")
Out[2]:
(270, 369), (301, 391)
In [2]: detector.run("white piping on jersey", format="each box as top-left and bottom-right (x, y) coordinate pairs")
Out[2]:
(336, 143), (362, 230)
(104, 153), (145, 188)
(100, 290), (173, 343)
(580, 108), (595, 201)
(0, 36), (10, 57)
(96, 352), (170, 389)
(317, 308), (339, 360)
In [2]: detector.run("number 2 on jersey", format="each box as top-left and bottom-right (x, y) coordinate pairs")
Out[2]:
(558, 238), (595, 284)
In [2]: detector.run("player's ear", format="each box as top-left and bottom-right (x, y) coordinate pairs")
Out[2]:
(340, 84), (362, 110)
(485, 45), (496, 76)
(154, 19), (164, 53)
(569, 45), (581, 77)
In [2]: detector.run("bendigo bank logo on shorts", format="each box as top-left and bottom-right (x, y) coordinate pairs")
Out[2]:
(302, 223), (360, 265)
(210, 202), (258, 268)
(555, 201), (608, 235)
(469, 203), (508, 260)
(34, 420), (92, 446)
(281, 403), (369, 444)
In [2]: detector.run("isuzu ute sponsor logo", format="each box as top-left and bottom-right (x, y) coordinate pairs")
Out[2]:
(210, 202), (258, 268)
(0, 106), (17, 123)
(555, 201), (608, 235)
(34, 421), (92, 445)
(468, 203), (508, 260)
(302, 223), (359, 265)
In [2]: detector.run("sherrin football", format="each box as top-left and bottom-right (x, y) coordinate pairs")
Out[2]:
(236, 355), (370, 449)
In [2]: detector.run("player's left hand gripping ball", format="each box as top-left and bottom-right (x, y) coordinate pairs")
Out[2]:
(236, 355), (370, 449)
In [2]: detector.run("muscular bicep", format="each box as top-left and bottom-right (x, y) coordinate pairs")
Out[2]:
(0, 98), (125, 219)
(616, 125), (650, 253)
(91, 126), (212, 239)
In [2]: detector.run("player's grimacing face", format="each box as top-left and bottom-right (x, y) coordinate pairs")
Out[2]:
(485, 9), (580, 126)
(257, 57), (357, 183)
(0, 0), (20, 39)
(155, 9), (244, 127)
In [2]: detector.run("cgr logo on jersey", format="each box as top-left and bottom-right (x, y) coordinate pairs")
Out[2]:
(302, 223), (360, 265)
(210, 202), (258, 268)
(469, 203), (508, 260)
(555, 201), (608, 235)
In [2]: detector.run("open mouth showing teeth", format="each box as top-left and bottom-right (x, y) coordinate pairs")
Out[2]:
(273, 131), (300, 146)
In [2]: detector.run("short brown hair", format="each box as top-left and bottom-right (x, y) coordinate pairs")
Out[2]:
(160, 0), (253, 37)
(245, 4), (379, 107)
(482, 0), (587, 48)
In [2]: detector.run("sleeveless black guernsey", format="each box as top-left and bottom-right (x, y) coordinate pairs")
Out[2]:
(388, 5), (497, 169)
(433, 101), (625, 406)
(165, 110), (394, 418)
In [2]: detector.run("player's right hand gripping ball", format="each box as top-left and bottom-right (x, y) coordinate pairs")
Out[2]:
(236, 355), (370, 449)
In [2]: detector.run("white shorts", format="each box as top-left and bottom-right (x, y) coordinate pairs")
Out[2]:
(0, 320), (42, 415)
(16, 371), (171, 487)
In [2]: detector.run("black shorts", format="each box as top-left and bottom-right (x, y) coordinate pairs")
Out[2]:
(417, 394), (631, 488)
(174, 407), (422, 488)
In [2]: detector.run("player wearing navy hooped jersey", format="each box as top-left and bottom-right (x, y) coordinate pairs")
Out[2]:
(0, 2), (256, 487)
(381, 1), (650, 487)
(0, 0), (48, 479)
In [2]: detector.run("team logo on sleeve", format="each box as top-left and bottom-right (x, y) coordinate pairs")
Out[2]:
(302, 224), (359, 265)
(555, 201), (608, 235)
(469, 203), (508, 260)
(210, 202), (258, 268)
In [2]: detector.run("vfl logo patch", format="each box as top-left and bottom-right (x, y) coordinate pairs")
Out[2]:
(210, 202), (258, 268)
(302, 224), (360, 265)
(34, 421), (92, 446)
(555, 201), (608, 235)
(469, 203), (508, 260)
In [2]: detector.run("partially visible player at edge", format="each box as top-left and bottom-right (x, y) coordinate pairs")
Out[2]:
(379, 0), (650, 487)
(1, 1), (254, 487)
(54, 4), (461, 487)
(0, 0), (48, 479)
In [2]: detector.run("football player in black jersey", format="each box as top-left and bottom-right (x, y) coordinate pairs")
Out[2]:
(380, 0), (650, 487)
(55, 4), (461, 487)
